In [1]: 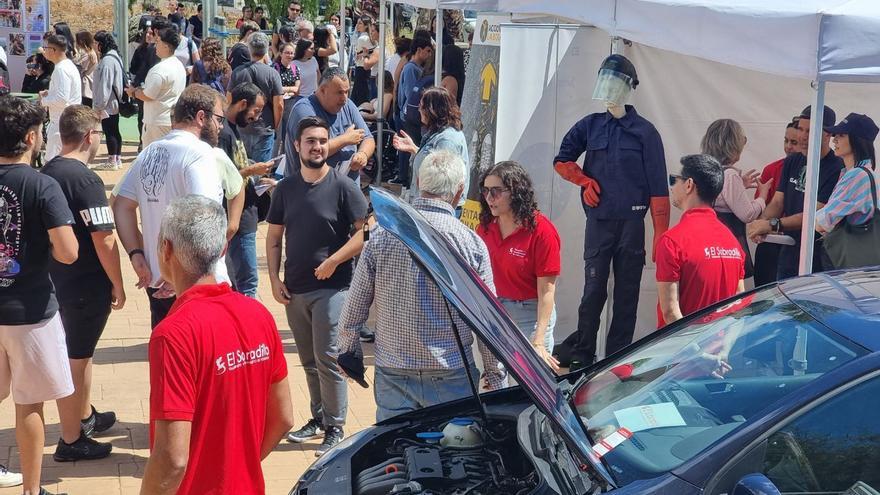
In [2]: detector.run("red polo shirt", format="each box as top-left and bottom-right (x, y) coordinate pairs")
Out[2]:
(655, 208), (745, 327)
(477, 212), (561, 300)
(757, 158), (785, 202)
(149, 283), (287, 495)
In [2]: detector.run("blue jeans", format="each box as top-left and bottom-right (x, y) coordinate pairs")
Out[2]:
(374, 365), (478, 422)
(241, 132), (275, 162)
(285, 288), (349, 427)
(499, 298), (556, 353)
(225, 231), (258, 297)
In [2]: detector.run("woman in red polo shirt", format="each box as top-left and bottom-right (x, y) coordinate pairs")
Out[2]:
(476, 161), (561, 371)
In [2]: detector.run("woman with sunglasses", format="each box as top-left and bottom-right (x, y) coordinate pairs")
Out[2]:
(392, 87), (468, 204)
(701, 119), (772, 279)
(476, 161), (561, 372)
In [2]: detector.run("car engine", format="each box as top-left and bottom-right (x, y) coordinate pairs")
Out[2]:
(351, 416), (538, 495)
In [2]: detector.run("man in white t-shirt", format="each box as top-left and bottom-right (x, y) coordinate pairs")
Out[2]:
(39, 34), (82, 161)
(113, 85), (229, 328)
(173, 30), (201, 78)
(128, 27), (187, 146)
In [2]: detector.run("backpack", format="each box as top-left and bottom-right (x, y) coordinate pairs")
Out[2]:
(107, 52), (139, 118)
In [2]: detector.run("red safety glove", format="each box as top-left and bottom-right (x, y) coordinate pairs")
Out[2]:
(649, 196), (671, 262)
(554, 161), (601, 207)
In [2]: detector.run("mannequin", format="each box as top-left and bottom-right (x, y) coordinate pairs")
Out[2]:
(553, 54), (670, 371)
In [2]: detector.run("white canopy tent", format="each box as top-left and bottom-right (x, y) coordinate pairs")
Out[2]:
(437, 0), (880, 275)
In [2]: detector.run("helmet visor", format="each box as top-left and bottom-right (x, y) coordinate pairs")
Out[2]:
(592, 69), (634, 105)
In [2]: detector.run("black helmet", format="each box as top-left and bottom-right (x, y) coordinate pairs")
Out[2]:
(598, 54), (639, 89)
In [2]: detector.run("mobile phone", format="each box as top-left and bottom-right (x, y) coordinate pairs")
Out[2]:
(270, 154), (285, 163)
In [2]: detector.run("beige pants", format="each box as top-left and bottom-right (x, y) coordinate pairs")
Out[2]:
(142, 123), (172, 147)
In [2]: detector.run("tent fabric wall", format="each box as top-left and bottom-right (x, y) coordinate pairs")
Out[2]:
(495, 23), (880, 354)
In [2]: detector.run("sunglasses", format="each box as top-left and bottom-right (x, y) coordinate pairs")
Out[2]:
(668, 174), (685, 187)
(481, 186), (509, 199)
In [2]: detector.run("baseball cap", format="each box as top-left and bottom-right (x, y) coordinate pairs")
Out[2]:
(800, 105), (836, 128)
(825, 113), (880, 142)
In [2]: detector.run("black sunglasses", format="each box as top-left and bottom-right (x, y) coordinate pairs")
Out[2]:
(481, 186), (510, 199)
(668, 174), (684, 187)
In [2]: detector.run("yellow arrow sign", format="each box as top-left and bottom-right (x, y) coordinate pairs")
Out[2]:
(480, 62), (497, 102)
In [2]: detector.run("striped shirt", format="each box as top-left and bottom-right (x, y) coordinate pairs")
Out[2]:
(816, 161), (879, 231)
(337, 198), (508, 390)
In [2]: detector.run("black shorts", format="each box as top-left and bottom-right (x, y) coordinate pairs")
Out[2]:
(58, 289), (112, 359)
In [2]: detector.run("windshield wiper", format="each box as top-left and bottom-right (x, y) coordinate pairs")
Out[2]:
(565, 371), (591, 401)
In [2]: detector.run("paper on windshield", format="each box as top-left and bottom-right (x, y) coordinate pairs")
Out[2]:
(613, 403), (686, 432)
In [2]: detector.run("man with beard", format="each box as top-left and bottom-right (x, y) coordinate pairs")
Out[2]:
(266, 116), (368, 456)
(113, 85), (228, 328)
(220, 82), (273, 297)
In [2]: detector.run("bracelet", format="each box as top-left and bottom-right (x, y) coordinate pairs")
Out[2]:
(128, 248), (145, 259)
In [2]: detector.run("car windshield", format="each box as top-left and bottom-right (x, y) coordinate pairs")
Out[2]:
(572, 287), (867, 487)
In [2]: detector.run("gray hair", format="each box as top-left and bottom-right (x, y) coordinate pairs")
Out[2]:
(419, 149), (466, 202)
(159, 195), (228, 277)
(319, 66), (349, 86)
(248, 32), (270, 59)
(700, 118), (747, 166)
(297, 19), (314, 32)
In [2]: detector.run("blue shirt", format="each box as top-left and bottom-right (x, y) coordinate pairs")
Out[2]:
(554, 105), (668, 219)
(397, 61), (423, 121)
(284, 94), (374, 176)
(410, 126), (469, 206)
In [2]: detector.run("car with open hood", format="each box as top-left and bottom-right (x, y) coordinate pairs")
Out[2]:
(290, 188), (880, 495)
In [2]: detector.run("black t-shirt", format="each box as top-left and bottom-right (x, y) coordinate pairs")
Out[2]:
(228, 62), (283, 135)
(266, 168), (368, 293)
(41, 157), (114, 299)
(0, 164), (75, 325)
(188, 15), (203, 39)
(777, 150), (844, 239)
(218, 122), (259, 233)
(228, 42), (250, 72)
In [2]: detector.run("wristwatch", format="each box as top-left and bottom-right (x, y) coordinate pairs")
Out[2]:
(769, 218), (781, 233)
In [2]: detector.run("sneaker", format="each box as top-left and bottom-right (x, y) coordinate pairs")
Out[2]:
(39, 489), (68, 495)
(359, 328), (375, 343)
(81, 405), (116, 437)
(90, 162), (120, 171)
(286, 418), (324, 443)
(0, 464), (22, 487)
(53, 433), (112, 462)
(315, 426), (344, 457)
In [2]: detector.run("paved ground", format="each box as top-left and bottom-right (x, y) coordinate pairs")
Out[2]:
(0, 144), (379, 495)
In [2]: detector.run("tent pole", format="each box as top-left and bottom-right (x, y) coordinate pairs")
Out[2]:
(339, 0), (347, 72)
(435, 7), (443, 84)
(203, 0), (215, 46)
(114, 0), (129, 68)
(798, 80), (825, 275)
(376, 0), (387, 181)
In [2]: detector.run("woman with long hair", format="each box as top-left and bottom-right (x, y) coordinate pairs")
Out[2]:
(191, 37), (231, 94)
(392, 87), (468, 202)
(274, 41), (301, 153)
(74, 31), (98, 107)
(476, 161), (561, 371)
(52, 21), (76, 59)
(91, 30), (125, 170)
(292, 38), (319, 98)
(701, 118), (771, 279)
(816, 114), (880, 267)
(313, 25), (338, 73)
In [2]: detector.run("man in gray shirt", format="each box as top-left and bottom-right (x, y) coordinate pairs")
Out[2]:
(227, 32), (283, 162)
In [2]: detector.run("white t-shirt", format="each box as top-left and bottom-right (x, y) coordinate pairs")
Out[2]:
(385, 53), (402, 80)
(41, 58), (82, 122)
(174, 36), (195, 68)
(116, 130), (229, 287)
(294, 57), (319, 97)
(142, 56), (187, 127)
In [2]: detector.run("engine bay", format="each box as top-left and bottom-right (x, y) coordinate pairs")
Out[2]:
(350, 415), (538, 495)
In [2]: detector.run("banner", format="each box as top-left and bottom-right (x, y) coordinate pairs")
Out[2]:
(459, 13), (508, 230)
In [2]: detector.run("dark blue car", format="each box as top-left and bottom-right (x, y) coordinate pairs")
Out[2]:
(291, 188), (880, 495)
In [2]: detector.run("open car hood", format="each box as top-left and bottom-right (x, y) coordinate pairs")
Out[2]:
(369, 188), (615, 487)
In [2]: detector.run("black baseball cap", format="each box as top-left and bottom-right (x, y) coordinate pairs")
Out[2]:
(825, 113), (880, 142)
(800, 105), (836, 128)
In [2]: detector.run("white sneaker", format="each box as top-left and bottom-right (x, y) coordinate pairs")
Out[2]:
(91, 162), (120, 171)
(0, 464), (22, 487)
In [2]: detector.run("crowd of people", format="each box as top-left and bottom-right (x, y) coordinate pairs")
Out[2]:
(1, 3), (879, 494)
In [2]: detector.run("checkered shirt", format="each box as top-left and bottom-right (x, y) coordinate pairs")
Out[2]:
(338, 198), (508, 390)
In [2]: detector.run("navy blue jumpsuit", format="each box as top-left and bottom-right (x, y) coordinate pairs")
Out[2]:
(554, 105), (668, 363)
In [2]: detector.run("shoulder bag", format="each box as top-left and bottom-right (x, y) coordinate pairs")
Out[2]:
(823, 166), (880, 269)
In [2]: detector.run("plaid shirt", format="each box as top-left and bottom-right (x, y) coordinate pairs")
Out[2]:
(338, 198), (508, 390)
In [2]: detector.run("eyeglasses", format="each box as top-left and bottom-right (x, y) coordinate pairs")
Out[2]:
(481, 186), (510, 199)
(668, 174), (684, 187)
(212, 112), (226, 125)
(289, 7), (300, 12)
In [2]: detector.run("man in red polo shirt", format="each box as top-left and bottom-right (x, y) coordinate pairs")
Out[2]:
(656, 154), (745, 328)
(142, 195), (294, 495)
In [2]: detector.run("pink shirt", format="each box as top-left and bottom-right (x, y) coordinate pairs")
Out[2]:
(713, 167), (766, 223)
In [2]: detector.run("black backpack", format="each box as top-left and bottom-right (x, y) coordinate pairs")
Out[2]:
(107, 52), (139, 118)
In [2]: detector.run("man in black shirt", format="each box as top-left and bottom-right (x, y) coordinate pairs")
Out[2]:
(748, 105), (843, 278)
(266, 116), (368, 455)
(221, 82), (272, 297)
(186, 4), (204, 44)
(43, 105), (123, 462)
(273, 0), (302, 54)
(0, 95), (80, 494)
